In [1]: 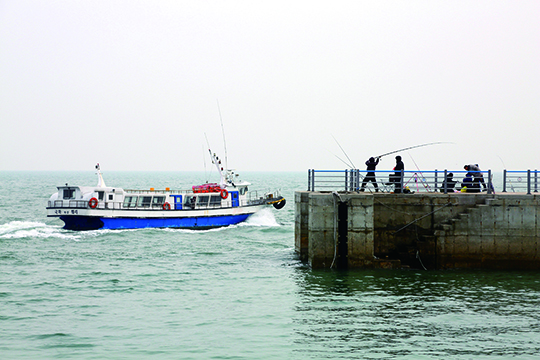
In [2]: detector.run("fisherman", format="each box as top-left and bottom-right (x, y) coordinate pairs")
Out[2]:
(440, 172), (457, 193)
(359, 157), (380, 192)
(464, 164), (486, 189)
(460, 172), (481, 192)
(393, 155), (405, 193)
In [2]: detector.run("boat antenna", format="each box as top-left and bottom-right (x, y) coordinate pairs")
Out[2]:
(377, 142), (453, 158)
(217, 100), (228, 174)
(331, 134), (356, 169)
(205, 132), (226, 188)
(202, 144), (208, 183)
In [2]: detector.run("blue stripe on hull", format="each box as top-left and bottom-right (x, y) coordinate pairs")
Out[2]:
(60, 214), (251, 230)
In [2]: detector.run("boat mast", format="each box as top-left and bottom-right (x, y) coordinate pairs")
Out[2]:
(208, 149), (226, 188)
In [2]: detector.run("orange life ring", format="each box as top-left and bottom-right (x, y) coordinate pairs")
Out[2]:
(220, 189), (228, 199)
(163, 202), (171, 210)
(88, 197), (98, 209)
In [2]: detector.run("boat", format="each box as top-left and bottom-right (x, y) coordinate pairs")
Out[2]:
(46, 151), (286, 230)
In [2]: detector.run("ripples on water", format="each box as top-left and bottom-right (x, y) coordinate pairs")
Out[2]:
(1, 172), (540, 359)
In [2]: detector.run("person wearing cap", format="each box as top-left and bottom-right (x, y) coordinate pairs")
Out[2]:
(464, 164), (486, 189)
(359, 157), (380, 192)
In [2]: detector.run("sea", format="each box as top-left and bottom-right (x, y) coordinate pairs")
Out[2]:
(1, 171), (540, 359)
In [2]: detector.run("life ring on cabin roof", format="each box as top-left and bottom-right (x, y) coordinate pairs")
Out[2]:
(163, 202), (171, 210)
(88, 197), (98, 209)
(220, 189), (228, 199)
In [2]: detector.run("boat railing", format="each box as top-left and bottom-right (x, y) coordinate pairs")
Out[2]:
(307, 169), (496, 194)
(124, 189), (190, 195)
(51, 200), (88, 208)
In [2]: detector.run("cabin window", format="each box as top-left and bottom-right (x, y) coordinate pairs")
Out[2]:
(108, 194), (114, 201)
(152, 196), (165, 208)
(63, 189), (75, 199)
(209, 195), (221, 207)
(123, 196), (137, 208)
(137, 196), (152, 208)
(184, 196), (196, 209)
(97, 191), (105, 201)
(197, 195), (209, 207)
(239, 187), (248, 195)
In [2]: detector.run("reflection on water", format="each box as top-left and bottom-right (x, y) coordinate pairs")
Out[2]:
(292, 269), (540, 359)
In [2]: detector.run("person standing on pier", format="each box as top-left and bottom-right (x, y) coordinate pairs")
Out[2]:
(359, 157), (380, 192)
(393, 155), (405, 193)
(464, 164), (486, 189)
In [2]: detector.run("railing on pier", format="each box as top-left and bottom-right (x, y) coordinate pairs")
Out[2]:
(502, 170), (539, 194)
(307, 169), (501, 194)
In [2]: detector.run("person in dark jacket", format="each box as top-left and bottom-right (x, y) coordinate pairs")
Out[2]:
(360, 157), (380, 192)
(464, 164), (486, 189)
(440, 172), (457, 193)
(393, 155), (405, 193)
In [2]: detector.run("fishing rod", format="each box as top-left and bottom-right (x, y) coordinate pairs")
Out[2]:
(497, 154), (515, 192)
(407, 153), (432, 192)
(331, 134), (356, 169)
(326, 149), (354, 169)
(377, 142), (453, 159)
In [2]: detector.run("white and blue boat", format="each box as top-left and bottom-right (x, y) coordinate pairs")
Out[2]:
(46, 151), (286, 230)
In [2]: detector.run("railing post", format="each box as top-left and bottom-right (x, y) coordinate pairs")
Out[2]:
(527, 170), (531, 195)
(487, 169), (492, 194)
(502, 170), (507, 192)
(443, 169), (447, 194)
(535, 170), (538, 193)
(400, 170), (404, 193)
(435, 169), (438, 192)
(308, 169), (311, 191)
(344, 169), (348, 192)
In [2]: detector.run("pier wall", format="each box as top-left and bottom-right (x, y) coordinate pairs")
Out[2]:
(295, 192), (540, 270)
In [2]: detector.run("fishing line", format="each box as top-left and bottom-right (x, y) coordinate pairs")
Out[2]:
(392, 203), (452, 235)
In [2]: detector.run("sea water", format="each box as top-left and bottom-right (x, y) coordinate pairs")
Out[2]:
(1, 171), (540, 359)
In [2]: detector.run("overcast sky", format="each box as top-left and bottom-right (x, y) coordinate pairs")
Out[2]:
(1, 1), (538, 172)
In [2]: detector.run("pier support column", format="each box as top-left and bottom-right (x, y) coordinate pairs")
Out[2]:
(295, 191), (310, 261)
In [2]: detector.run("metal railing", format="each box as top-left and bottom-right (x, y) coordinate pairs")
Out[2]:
(503, 170), (539, 194)
(307, 169), (495, 194)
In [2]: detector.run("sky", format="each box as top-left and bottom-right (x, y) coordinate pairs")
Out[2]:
(1, 0), (539, 172)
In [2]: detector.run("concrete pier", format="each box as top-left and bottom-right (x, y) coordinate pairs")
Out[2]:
(295, 191), (540, 270)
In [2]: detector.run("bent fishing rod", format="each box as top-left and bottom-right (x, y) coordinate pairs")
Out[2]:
(376, 142), (453, 159)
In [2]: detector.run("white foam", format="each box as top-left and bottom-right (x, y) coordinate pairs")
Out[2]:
(241, 208), (280, 227)
(0, 221), (82, 240)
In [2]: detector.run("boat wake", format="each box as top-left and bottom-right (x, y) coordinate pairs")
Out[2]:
(0, 221), (84, 240)
(241, 207), (280, 227)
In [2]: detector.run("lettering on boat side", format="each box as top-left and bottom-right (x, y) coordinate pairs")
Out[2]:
(54, 209), (79, 215)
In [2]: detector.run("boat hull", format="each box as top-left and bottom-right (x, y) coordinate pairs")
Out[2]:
(59, 213), (252, 230)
